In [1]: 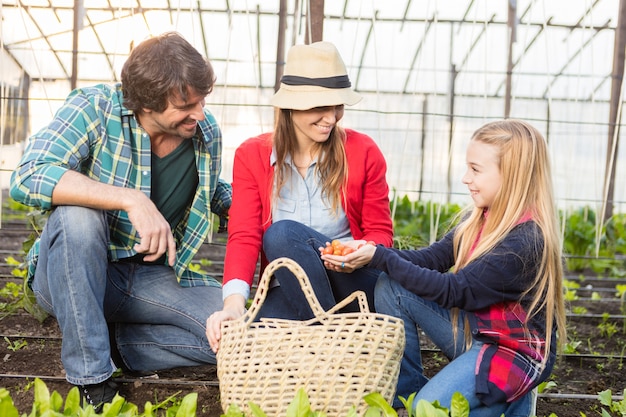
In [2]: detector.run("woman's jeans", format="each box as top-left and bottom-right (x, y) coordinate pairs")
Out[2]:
(258, 219), (383, 320)
(375, 274), (533, 417)
(31, 206), (222, 386)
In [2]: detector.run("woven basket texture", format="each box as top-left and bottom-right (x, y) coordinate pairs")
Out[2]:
(217, 257), (406, 416)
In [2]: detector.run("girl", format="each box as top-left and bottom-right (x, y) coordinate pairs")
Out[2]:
(322, 119), (566, 417)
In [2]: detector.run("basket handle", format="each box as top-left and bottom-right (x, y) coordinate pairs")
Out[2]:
(242, 257), (370, 326)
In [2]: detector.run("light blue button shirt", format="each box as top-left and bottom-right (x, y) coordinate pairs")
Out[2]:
(222, 149), (355, 301)
(271, 150), (352, 241)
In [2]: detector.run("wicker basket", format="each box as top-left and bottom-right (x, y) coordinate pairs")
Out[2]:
(217, 257), (406, 416)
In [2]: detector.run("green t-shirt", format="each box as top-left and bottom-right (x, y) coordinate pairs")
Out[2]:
(151, 139), (198, 229)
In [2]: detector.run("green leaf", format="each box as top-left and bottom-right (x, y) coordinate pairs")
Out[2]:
(22, 278), (49, 323)
(449, 392), (469, 417)
(0, 388), (20, 417)
(598, 389), (612, 407)
(536, 381), (557, 393)
(286, 388), (312, 417)
(174, 393), (197, 417)
(63, 387), (81, 415)
(50, 390), (64, 412)
(248, 402), (268, 417)
(222, 403), (245, 417)
(363, 392), (396, 416)
(32, 377), (52, 414)
(413, 399), (448, 417)
(143, 400), (154, 417)
(363, 406), (383, 417)
(398, 393), (416, 417)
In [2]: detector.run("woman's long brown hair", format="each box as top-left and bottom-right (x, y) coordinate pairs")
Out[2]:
(271, 109), (348, 216)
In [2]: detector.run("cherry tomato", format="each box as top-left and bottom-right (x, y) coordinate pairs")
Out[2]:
(342, 247), (355, 256)
(331, 239), (342, 248)
(322, 245), (334, 255)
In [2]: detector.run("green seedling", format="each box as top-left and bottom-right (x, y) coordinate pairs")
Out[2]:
(598, 313), (618, 339)
(564, 289), (579, 301)
(598, 388), (626, 416)
(570, 306), (588, 315)
(563, 340), (582, 354)
(4, 336), (27, 352)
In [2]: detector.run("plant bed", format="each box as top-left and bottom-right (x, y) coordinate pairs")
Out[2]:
(1, 305), (625, 417)
(2, 205), (626, 416)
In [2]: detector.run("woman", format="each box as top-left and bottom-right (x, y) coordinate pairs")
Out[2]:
(322, 119), (567, 417)
(206, 41), (393, 351)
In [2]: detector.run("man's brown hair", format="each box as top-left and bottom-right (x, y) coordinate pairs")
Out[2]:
(121, 32), (215, 114)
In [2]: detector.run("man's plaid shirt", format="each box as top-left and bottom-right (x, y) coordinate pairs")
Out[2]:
(10, 83), (232, 287)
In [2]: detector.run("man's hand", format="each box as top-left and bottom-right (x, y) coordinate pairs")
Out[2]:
(125, 192), (176, 265)
(51, 170), (176, 265)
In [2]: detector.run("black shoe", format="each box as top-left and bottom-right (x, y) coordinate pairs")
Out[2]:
(123, 369), (159, 379)
(79, 379), (120, 412)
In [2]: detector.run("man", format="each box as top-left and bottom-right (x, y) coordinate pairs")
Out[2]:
(10, 32), (231, 412)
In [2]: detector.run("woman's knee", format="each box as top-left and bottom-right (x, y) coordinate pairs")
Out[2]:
(264, 220), (299, 241)
(263, 220), (317, 256)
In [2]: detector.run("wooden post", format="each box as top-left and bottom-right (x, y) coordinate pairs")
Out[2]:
(305, 0), (325, 43)
(504, 0), (517, 119)
(71, 0), (83, 90)
(275, 0), (287, 92)
(603, 0), (626, 220)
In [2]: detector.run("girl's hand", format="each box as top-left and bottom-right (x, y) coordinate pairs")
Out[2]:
(319, 240), (377, 272)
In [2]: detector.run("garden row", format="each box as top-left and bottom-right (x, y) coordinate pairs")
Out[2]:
(2, 194), (626, 416)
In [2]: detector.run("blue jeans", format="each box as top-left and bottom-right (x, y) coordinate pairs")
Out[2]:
(375, 274), (533, 417)
(31, 206), (223, 386)
(258, 219), (383, 320)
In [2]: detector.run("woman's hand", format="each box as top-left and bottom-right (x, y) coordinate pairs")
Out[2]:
(319, 240), (377, 272)
(206, 294), (247, 353)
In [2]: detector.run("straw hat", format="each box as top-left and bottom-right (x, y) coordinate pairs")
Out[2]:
(269, 41), (362, 110)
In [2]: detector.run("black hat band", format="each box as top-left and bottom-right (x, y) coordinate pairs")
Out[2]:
(281, 75), (351, 89)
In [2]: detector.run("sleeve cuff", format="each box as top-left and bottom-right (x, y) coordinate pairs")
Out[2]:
(222, 279), (250, 301)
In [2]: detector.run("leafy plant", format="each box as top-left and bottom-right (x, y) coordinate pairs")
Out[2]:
(564, 289), (579, 302)
(561, 207), (597, 271)
(616, 284), (626, 299)
(570, 306), (588, 315)
(598, 388), (626, 416)
(537, 381), (557, 393)
(563, 340), (582, 354)
(391, 195), (461, 247)
(0, 377), (197, 416)
(4, 336), (27, 352)
(598, 313), (619, 339)
(0, 258), (48, 323)
(560, 207), (626, 275)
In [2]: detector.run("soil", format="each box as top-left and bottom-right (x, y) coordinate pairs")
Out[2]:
(2, 224), (626, 417)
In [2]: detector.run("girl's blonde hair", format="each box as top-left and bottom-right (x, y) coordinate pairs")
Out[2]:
(271, 108), (348, 214)
(454, 119), (566, 360)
